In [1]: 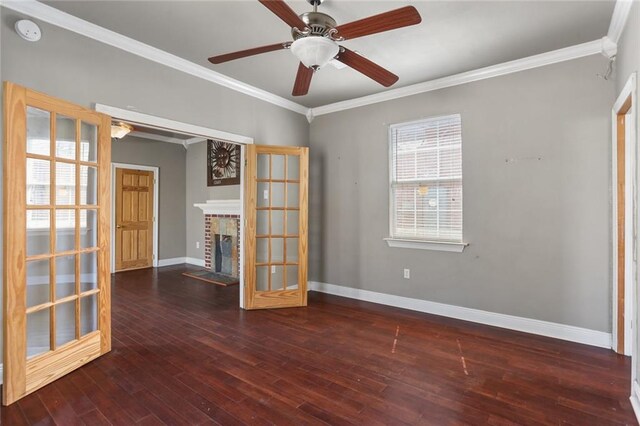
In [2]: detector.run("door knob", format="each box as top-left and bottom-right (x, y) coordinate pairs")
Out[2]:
(116, 225), (122, 229)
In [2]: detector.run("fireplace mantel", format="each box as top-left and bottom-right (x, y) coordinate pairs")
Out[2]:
(194, 199), (241, 215)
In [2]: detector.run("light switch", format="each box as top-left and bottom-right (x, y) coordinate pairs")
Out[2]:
(263, 190), (269, 200)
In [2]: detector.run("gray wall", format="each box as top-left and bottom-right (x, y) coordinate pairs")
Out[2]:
(112, 135), (187, 260)
(309, 55), (614, 332)
(614, 0), (640, 383)
(615, 2), (639, 95)
(185, 135), (309, 262)
(0, 9), (309, 367)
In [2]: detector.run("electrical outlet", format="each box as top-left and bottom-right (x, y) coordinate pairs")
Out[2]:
(196, 241), (200, 249)
(263, 190), (269, 200)
(271, 265), (276, 274)
(403, 269), (410, 279)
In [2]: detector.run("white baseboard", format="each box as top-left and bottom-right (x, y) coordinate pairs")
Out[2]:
(185, 257), (205, 267)
(157, 257), (187, 267)
(157, 257), (206, 267)
(631, 381), (640, 424)
(308, 281), (612, 349)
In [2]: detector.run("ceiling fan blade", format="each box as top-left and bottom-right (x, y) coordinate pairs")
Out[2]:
(208, 42), (288, 64)
(258, 0), (307, 30)
(335, 6), (422, 40)
(336, 47), (399, 87)
(292, 63), (314, 96)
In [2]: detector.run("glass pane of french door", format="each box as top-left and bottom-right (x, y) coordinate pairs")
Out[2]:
(25, 113), (100, 357)
(255, 153), (301, 291)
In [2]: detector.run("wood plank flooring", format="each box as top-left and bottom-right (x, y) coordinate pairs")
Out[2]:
(1, 265), (636, 425)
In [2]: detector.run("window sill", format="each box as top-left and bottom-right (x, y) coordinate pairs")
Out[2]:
(384, 238), (468, 252)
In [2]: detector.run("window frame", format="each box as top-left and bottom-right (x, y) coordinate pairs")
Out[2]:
(386, 114), (467, 252)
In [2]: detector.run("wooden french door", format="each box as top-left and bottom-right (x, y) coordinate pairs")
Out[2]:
(244, 145), (308, 309)
(3, 82), (112, 405)
(115, 168), (154, 271)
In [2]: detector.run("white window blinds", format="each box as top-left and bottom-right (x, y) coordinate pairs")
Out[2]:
(390, 114), (463, 242)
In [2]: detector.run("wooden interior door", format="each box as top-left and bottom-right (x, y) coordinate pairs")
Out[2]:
(115, 168), (154, 271)
(244, 145), (308, 309)
(3, 82), (112, 405)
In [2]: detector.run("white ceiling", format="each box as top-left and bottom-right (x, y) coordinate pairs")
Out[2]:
(45, 0), (616, 108)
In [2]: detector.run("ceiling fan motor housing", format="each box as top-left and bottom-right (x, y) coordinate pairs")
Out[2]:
(292, 12), (337, 39)
(290, 11), (340, 70)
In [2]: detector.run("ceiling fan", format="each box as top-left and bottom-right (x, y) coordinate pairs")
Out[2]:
(208, 0), (422, 96)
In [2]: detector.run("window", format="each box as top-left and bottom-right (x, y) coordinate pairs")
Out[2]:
(389, 114), (463, 243)
(26, 138), (92, 229)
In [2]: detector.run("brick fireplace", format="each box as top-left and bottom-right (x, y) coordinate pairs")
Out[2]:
(195, 199), (242, 279)
(204, 215), (240, 278)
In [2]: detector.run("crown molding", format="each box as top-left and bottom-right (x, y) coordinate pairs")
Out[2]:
(608, 0), (634, 44)
(185, 137), (207, 145)
(601, 36), (618, 59)
(0, 0), (309, 116)
(1, 1), (624, 119)
(305, 109), (315, 123)
(310, 38), (611, 117)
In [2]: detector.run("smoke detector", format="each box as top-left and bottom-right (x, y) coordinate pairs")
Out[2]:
(15, 20), (41, 42)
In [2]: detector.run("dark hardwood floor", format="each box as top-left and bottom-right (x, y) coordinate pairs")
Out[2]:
(1, 265), (636, 425)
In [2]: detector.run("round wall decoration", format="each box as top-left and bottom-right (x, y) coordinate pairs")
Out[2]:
(207, 139), (241, 186)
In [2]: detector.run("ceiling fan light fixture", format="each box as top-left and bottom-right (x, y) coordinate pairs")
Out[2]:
(111, 122), (134, 139)
(290, 36), (339, 70)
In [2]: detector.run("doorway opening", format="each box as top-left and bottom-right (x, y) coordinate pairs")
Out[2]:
(96, 104), (251, 307)
(98, 104), (310, 311)
(612, 73), (636, 356)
